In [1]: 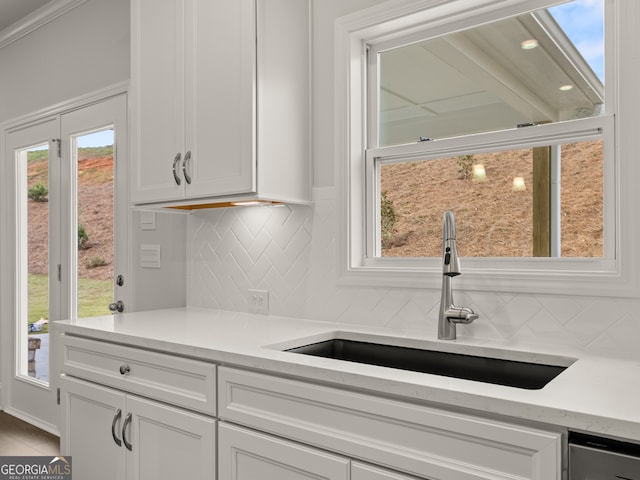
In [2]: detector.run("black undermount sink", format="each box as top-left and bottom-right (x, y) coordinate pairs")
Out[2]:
(285, 338), (568, 390)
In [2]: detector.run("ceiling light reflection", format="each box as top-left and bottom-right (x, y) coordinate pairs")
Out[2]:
(513, 176), (526, 191)
(472, 164), (487, 181)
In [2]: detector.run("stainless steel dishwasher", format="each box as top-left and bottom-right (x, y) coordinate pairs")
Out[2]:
(570, 432), (640, 479)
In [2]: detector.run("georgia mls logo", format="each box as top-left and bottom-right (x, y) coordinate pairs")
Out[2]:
(48, 457), (71, 476)
(0, 456), (72, 479)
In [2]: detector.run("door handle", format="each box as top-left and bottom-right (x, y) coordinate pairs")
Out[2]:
(172, 152), (182, 185)
(182, 150), (192, 185)
(109, 300), (124, 313)
(122, 413), (133, 451)
(111, 409), (122, 447)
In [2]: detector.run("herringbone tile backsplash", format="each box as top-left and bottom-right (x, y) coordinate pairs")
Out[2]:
(187, 188), (640, 356)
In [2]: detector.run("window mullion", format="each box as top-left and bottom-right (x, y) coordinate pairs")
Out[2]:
(365, 149), (380, 259)
(366, 44), (380, 149)
(366, 116), (609, 166)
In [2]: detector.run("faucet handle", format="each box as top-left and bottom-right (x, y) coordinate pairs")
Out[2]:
(458, 306), (478, 324)
(462, 312), (479, 324)
(447, 306), (478, 325)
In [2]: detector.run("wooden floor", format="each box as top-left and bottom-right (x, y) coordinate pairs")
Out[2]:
(0, 412), (59, 456)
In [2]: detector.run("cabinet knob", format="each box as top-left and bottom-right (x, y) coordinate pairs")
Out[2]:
(119, 365), (131, 375)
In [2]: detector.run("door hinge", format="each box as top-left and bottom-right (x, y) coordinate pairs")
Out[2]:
(57, 388), (61, 405)
(52, 138), (61, 158)
(57, 264), (61, 282)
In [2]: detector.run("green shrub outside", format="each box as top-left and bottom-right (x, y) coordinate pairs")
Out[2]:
(28, 183), (48, 202)
(381, 191), (398, 248)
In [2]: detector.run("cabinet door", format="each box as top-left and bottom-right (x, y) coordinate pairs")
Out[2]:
(60, 375), (126, 480)
(126, 395), (216, 480)
(184, 0), (256, 199)
(352, 462), (428, 480)
(219, 423), (349, 480)
(131, 0), (185, 203)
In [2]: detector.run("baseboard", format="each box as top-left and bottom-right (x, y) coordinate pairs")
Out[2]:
(2, 406), (60, 437)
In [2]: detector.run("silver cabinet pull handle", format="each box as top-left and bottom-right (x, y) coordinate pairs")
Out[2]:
(122, 413), (133, 451)
(111, 409), (122, 447)
(172, 152), (182, 185)
(183, 150), (192, 185)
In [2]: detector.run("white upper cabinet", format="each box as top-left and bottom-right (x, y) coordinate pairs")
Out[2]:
(131, 0), (310, 207)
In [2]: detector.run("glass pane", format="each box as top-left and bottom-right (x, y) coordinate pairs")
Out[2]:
(75, 129), (114, 318)
(379, 140), (603, 258)
(561, 140), (604, 257)
(378, 0), (604, 146)
(22, 144), (49, 382)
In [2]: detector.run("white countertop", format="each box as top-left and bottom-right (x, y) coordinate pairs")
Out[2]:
(53, 307), (640, 443)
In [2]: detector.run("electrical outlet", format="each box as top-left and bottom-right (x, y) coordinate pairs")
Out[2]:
(248, 289), (269, 314)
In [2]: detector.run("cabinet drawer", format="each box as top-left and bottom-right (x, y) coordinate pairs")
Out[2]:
(62, 335), (215, 415)
(219, 367), (562, 480)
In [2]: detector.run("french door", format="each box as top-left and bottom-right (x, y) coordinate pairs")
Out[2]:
(1, 93), (129, 432)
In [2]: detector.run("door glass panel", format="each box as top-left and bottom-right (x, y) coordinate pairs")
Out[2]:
(74, 129), (114, 318)
(19, 144), (50, 382)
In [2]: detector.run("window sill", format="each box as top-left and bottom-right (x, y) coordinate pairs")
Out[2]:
(338, 256), (639, 298)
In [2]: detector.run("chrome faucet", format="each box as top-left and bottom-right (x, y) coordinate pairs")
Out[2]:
(438, 211), (478, 340)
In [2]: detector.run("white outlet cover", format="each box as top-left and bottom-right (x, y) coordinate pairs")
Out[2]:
(248, 289), (269, 314)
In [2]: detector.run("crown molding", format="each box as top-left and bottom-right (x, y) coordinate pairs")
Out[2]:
(0, 0), (87, 49)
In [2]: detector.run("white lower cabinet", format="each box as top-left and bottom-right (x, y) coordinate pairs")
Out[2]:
(218, 422), (349, 480)
(60, 376), (215, 480)
(218, 366), (564, 480)
(58, 335), (564, 480)
(352, 462), (426, 480)
(126, 395), (216, 480)
(218, 422), (420, 480)
(59, 357), (216, 480)
(60, 376), (126, 480)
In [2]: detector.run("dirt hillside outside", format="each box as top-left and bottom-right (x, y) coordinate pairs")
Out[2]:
(27, 148), (114, 282)
(380, 140), (603, 258)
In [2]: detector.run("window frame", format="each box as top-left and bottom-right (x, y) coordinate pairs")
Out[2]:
(335, 0), (640, 297)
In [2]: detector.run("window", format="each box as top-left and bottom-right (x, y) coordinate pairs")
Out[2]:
(336, 0), (640, 297)
(368, 0), (607, 260)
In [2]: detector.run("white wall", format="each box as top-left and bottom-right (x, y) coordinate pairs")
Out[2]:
(312, 0), (390, 187)
(132, 210), (186, 312)
(0, 0), (129, 124)
(187, 0), (640, 358)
